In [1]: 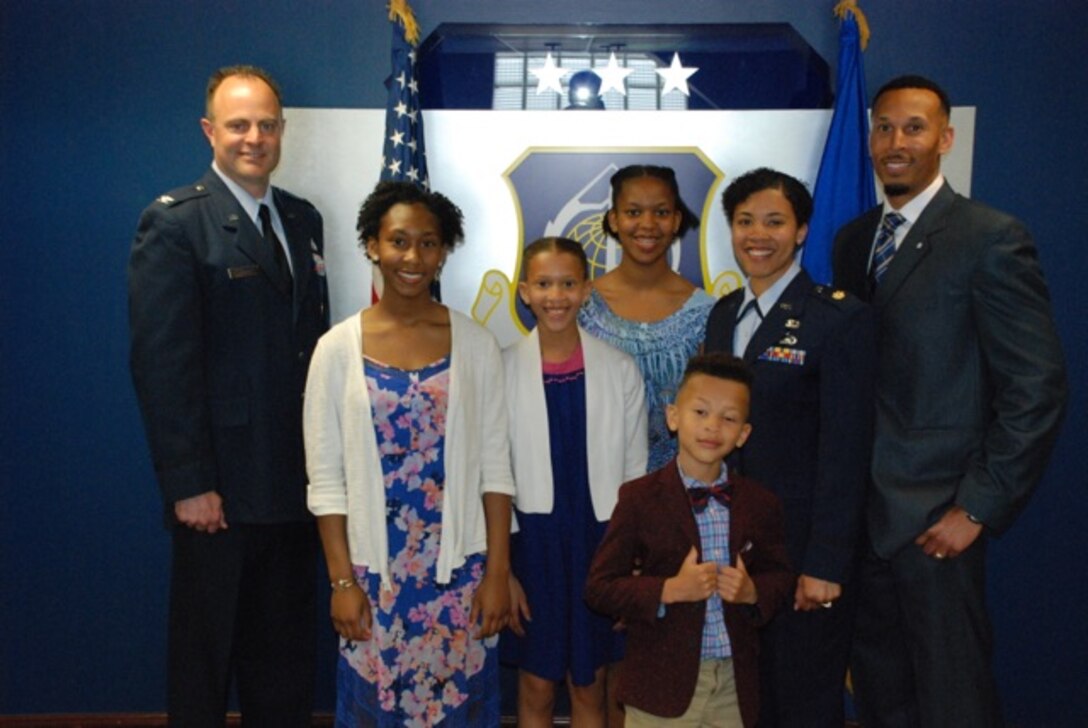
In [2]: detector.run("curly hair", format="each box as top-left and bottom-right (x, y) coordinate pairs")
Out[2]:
(356, 181), (465, 250)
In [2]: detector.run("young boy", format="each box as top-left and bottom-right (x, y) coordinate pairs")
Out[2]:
(585, 353), (793, 727)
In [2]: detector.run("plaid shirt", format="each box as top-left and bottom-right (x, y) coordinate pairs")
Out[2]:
(678, 461), (733, 660)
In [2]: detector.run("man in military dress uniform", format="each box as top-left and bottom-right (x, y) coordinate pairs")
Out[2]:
(128, 65), (328, 726)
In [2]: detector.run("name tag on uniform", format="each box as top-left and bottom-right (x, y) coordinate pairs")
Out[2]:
(758, 346), (806, 366)
(228, 265), (261, 280)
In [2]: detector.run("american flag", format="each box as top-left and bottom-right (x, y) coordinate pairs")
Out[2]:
(381, 0), (428, 189)
(373, 0), (430, 303)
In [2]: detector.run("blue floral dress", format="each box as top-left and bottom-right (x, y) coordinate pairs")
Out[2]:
(579, 288), (715, 470)
(336, 356), (499, 728)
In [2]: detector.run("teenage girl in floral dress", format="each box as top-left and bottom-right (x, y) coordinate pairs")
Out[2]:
(304, 181), (514, 727)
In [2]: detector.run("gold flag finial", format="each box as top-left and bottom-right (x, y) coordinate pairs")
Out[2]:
(388, 0), (421, 46)
(833, 0), (871, 50)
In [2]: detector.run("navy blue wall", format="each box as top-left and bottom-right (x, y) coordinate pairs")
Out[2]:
(2, 1), (1084, 724)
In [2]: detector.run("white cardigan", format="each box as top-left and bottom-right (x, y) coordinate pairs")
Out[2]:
(304, 310), (514, 587)
(504, 326), (647, 521)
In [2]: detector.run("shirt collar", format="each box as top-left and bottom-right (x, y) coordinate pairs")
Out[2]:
(742, 261), (802, 314)
(211, 162), (275, 225)
(677, 460), (729, 490)
(883, 173), (944, 225)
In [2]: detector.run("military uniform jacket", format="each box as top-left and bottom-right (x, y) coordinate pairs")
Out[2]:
(704, 270), (875, 583)
(128, 168), (329, 523)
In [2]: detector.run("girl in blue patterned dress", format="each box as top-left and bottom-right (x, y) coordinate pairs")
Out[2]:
(304, 182), (514, 727)
(501, 238), (648, 728)
(579, 165), (716, 473)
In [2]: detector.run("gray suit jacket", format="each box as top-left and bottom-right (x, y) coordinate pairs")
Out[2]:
(832, 182), (1066, 557)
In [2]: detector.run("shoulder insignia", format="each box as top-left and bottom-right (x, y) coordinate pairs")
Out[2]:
(153, 182), (210, 207)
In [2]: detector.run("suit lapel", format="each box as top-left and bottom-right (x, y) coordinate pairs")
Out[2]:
(841, 207), (882, 299)
(875, 183), (955, 306)
(744, 272), (810, 362)
(204, 171), (292, 298)
(715, 290), (744, 355)
(727, 470), (750, 562)
(276, 189), (314, 318)
(656, 463), (701, 550)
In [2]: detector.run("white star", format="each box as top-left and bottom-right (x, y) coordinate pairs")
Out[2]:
(406, 167), (419, 182)
(530, 52), (566, 95)
(656, 53), (698, 96)
(396, 71), (406, 89)
(595, 52), (633, 96)
(389, 130), (404, 148)
(407, 109), (418, 124)
(408, 78), (419, 94)
(388, 159), (402, 175)
(407, 139), (417, 151)
(393, 101), (408, 118)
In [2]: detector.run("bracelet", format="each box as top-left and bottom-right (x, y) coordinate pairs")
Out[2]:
(330, 577), (358, 592)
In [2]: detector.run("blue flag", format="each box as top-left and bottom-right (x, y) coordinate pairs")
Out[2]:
(802, 8), (875, 285)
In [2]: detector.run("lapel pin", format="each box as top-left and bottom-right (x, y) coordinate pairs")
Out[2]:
(785, 319), (801, 329)
(779, 334), (798, 346)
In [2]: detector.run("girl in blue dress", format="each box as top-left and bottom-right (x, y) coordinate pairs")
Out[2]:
(579, 165), (715, 473)
(304, 181), (514, 727)
(502, 237), (648, 728)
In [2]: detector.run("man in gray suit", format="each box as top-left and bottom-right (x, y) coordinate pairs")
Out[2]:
(832, 76), (1066, 727)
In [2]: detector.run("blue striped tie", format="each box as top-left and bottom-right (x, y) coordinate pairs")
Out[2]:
(871, 212), (905, 285)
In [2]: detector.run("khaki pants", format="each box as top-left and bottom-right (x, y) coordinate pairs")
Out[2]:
(625, 658), (743, 728)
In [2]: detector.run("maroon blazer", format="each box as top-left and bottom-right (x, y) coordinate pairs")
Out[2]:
(585, 460), (793, 725)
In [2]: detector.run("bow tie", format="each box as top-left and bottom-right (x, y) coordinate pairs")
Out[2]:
(687, 483), (732, 513)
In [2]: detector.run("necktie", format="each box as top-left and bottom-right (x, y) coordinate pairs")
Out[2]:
(688, 483), (733, 513)
(737, 298), (763, 323)
(258, 203), (292, 281)
(871, 211), (906, 285)
(733, 298), (764, 356)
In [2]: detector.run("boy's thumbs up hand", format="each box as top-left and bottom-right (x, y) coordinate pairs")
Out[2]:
(662, 546), (717, 604)
(718, 552), (758, 605)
